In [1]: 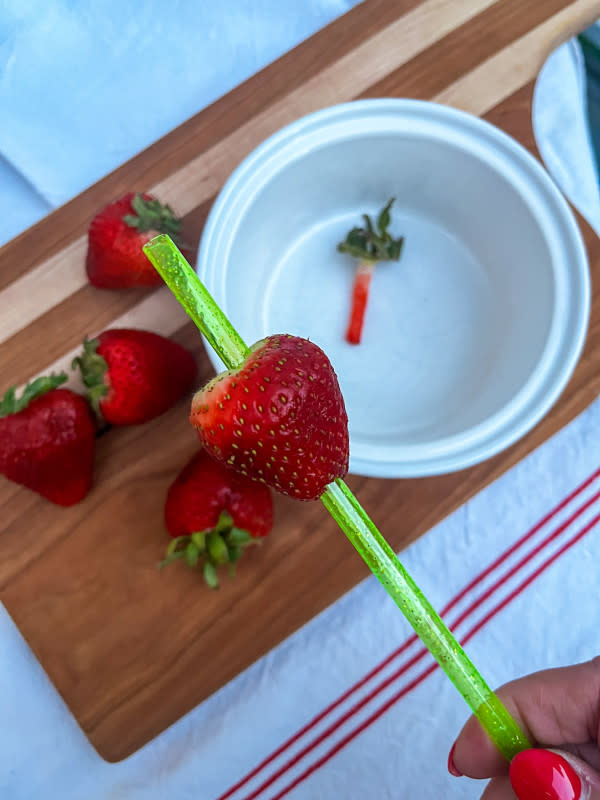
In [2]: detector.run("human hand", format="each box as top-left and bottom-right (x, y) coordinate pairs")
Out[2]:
(448, 658), (600, 799)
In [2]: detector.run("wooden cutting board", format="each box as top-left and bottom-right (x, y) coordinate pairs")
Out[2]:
(1, 0), (600, 763)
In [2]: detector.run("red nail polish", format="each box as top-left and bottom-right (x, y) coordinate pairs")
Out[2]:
(509, 749), (581, 800)
(447, 743), (463, 777)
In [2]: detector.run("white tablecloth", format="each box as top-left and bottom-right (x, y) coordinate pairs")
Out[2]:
(1, 5), (599, 798)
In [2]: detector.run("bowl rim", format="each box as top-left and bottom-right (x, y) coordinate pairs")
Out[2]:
(197, 98), (590, 478)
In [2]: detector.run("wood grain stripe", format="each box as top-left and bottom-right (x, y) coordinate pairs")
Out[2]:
(0, 239), (87, 345)
(0, 198), (215, 390)
(0, 285), (151, 388)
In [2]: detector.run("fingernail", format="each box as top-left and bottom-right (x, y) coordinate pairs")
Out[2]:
(509, 749), (582, 800)
(447, 743), (463, 777)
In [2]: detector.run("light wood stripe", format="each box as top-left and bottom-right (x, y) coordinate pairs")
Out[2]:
(0, 239), (86, 348)
(0, 0), (497, 346)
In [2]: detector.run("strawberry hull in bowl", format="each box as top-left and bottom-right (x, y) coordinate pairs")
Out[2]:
(196, 99), (590, 478)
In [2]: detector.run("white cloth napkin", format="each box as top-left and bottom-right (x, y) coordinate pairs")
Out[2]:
(534, 37), (600, 232)
(1, 8), (600, 799)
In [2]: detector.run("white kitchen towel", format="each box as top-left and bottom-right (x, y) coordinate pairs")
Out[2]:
(1, 9), (600, 800)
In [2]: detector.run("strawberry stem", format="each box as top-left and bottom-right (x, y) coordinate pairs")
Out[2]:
(158, 550), (187, 569)
(338, 199), (404, 345)
(159, 511), (256, 589)
(72, 337), (109, 416)
(203, 562), (219, 589)
(0, 373), (67, 417)
(123, 193), (183, 245)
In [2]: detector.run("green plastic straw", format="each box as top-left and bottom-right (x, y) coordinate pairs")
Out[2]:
(144, 234), (531, 761)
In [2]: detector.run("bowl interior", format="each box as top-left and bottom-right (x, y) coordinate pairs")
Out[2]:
(199, 103), (588, 476)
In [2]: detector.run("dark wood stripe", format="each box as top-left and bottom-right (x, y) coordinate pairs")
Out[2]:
(484, 81), (538, 152)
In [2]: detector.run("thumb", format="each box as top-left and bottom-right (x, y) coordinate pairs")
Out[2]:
(509, 748), (600, 800)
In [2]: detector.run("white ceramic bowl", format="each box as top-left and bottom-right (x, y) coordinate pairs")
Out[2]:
(196, 100), (590, 478)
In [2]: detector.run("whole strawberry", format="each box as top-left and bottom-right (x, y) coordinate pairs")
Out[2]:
(163, 449), (273, 588)
(72, 329), (197, 426)
(190, 334), (349, 500)
(86, 192), (183, 289)
(0, 374), (96, 506)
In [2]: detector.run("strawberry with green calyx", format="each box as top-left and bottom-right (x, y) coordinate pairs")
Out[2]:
(0, 374), (96, 506)
(72, 328), (197, 426)
(86, 192), (184, 289)
(163, 450), (273, 588)
(337, 198), (404, 345)
(190, 334), (349, 501)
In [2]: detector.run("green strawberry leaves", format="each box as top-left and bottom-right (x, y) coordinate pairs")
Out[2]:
(0, 373), (68, 418)
(207, 531), (229, 565)
(337, 198), (404, 263)
(203, 562), (219, 589)
(184, 542), (201, 568)
(72, 337), (109, 416)
(227, 527), (253, 546)
(123, 193), (183, 243)
(159, 510), (259, 588)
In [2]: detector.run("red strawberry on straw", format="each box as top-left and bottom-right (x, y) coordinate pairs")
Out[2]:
(190, 334), (349, 501)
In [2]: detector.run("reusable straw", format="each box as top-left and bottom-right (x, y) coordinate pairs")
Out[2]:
(144, 234), (531, 761)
